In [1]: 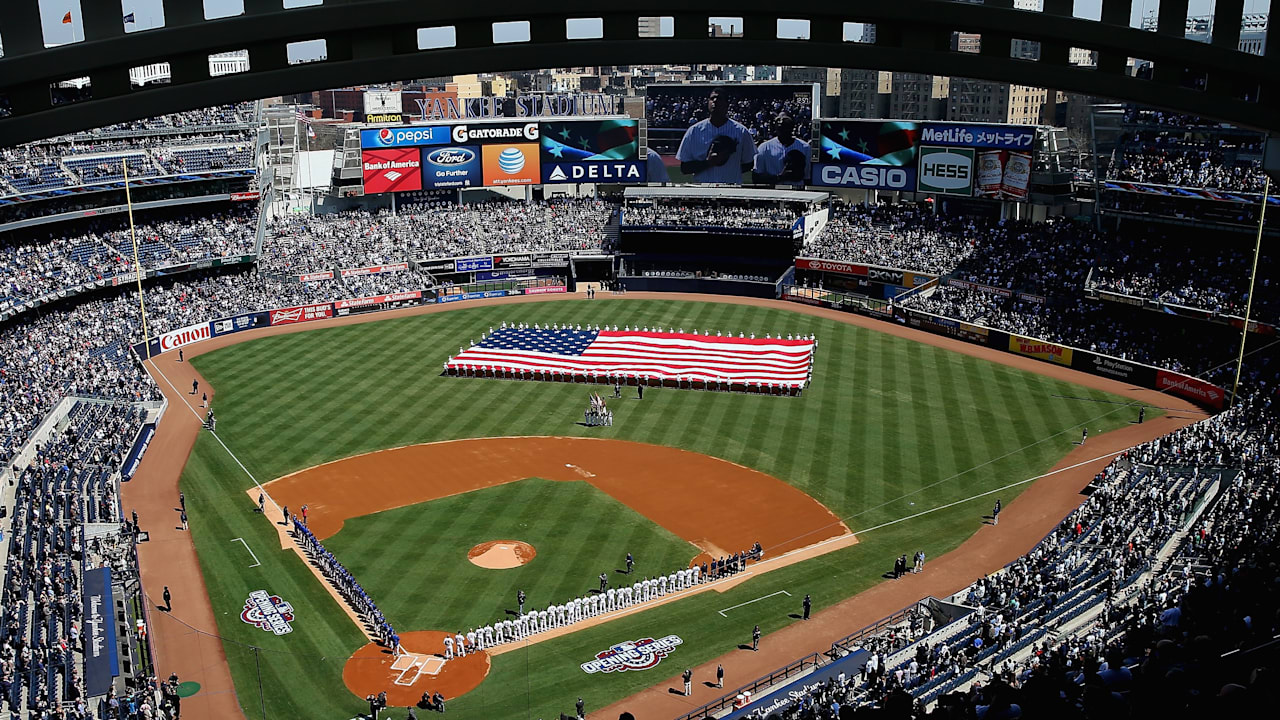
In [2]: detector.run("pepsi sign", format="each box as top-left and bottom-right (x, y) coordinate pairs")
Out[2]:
(360, 126), (450, 148)
(421, 145), (482, 189)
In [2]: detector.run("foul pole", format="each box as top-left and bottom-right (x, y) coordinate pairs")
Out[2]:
(123, 161), (153, 360)
(1231, 175), (1270, 406)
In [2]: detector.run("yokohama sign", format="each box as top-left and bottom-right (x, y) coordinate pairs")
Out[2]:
(795, 258), (868, 276)
(1156, 370), (1226, 410)
(270, 303), (333, 326)
(159, 323), (211, 352)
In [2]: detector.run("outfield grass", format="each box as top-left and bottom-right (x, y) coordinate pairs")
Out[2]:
(181, 298), (1153, 720)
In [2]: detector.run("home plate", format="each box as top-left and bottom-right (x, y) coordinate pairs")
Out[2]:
(391, 652), (445, 686)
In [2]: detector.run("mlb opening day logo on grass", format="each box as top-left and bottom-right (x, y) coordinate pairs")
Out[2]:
(240, 590), (295, 636)
(581, 636), (683, 674)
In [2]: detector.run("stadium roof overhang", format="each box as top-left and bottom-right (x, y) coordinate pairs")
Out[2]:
(0, 0), (1277, 145)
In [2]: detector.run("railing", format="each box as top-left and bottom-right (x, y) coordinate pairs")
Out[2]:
(673, 651), (824, 720)
(829, 604), (920, 657)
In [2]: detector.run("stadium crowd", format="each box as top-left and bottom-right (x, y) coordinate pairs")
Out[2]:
(262, 199), (612, 275)
(0, 206), (259, 311)
(805, 203), (982, 274)
(623, 201), (799, 231)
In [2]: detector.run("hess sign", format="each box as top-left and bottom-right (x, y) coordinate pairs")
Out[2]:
(917, 147), (975, 196)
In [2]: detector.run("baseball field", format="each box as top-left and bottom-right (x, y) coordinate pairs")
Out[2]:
(158, 296), (1171, 720)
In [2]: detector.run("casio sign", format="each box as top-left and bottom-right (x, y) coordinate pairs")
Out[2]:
(920, 151), (973, 190)
(820, 165), (910, 189)
(426, 147), (476, 166)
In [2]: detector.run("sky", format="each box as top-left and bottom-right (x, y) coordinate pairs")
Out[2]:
(23, 0), (1275, 58)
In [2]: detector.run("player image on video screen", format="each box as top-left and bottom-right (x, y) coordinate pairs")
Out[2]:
(674, 87), (757, 185)
(753, 114), (810, 186)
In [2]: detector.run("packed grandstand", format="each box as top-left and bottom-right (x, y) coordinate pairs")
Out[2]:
(1, 97), (1277, 720)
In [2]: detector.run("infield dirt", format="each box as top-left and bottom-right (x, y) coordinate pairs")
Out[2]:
(123, 291), (1203, 720)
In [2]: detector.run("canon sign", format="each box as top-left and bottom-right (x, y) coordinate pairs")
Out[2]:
(159, 323), (211, 352)
(451, 123), (539, 144)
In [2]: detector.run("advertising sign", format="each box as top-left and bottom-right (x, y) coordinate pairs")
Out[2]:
(211, 311), (270, 337)
(333, 291), (425, 316)
(814, 120), (920, 191)
(482, 144), (540, 186)
(299, 271), (334, 282)
(340, 263), (408, 278)
(270, 303), (333, 326)
(364, 90), (403, 116)
(421, 145), (482, 189)
(541, 118), (646, 184)
(159, 322), (211, 352)
(917, 146), (975, 196)
(493, 254), (532, 270)
(1156, 370), (1226, 410)
(83, 568), (119, 697)
(230, 191), (260, 202)
(533, 252), (571, 267)
(419, 258), (458, 273)
(795, 257), (869, 276)
(455, 256), (494, 273)
(524, 285), (568, 295)
(974, 150), (1033, 200)
(360, 125), (450, 149)
(451, 122), (540, 145)
(921, 122), (1036, 150)
(362, 148), (423, 194)
(1008, 334), (1073, 366)
(720, 649), (869, 720)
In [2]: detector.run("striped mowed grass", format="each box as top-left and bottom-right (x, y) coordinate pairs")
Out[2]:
(182, 298), (1149, 720)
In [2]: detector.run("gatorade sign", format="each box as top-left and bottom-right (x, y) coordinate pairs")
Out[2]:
(917, 147), (975, 196)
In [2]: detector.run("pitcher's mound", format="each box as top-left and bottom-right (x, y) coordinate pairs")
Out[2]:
(468, 540), (536, 569)
(343, 630), (489, 704)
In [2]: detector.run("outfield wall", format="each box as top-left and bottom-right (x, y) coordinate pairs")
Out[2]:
(780, 285), (1227, 412)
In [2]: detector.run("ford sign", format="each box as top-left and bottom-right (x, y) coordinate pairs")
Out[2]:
(426, 147), (477, 166)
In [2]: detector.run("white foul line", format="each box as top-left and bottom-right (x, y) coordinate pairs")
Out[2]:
(231, 537), (261, 568)
(718, 590), (791, 617)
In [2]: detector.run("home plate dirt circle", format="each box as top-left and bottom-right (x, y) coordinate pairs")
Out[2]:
(468, 540), (537, 569)
(343, 630), (489, 705)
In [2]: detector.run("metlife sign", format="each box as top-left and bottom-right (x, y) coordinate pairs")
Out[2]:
(360, 126), (450, 149)
(917, 146), (975, 196)
(920, 122), (1037, 150)
(542, 161), (645, 184)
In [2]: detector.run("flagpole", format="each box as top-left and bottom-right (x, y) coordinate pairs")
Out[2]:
(1231, 175), (1269, 406)
(123, 161), (153, 361)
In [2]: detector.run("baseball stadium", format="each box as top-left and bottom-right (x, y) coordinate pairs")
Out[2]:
(1, 4), (1278, 720)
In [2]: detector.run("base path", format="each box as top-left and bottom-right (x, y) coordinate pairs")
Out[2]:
(263, 437), (850, 562)
(124, 290), (1204, 720)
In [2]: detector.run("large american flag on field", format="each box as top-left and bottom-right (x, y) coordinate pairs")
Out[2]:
(446, 327), (815, 388)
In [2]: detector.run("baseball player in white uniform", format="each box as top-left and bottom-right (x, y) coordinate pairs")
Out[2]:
(454, 632), (466, 657)
(753, 114), (810, 185)
(443, 635), (454, 659)
(675, 87), (756, 184)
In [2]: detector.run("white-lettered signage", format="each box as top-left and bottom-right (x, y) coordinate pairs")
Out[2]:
(581, 635), (683, 674)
